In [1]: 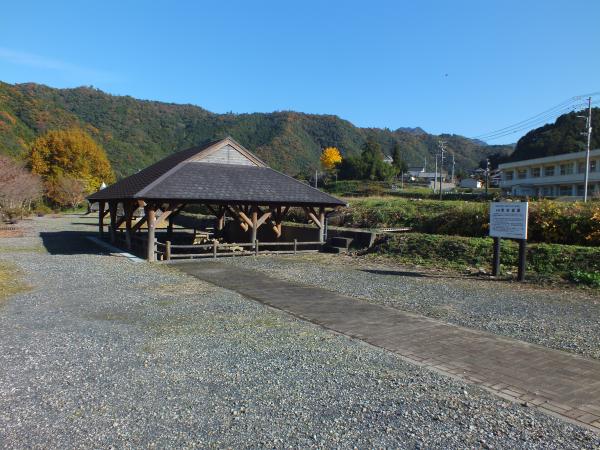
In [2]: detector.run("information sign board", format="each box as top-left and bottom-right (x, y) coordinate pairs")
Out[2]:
(489, 202), (528, 240)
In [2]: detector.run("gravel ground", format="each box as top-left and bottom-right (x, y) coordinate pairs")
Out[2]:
(0, 215), (598, 448)
(221, 253), (600, 361)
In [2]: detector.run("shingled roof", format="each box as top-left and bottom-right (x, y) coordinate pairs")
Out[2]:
(88, 137), (345, 207)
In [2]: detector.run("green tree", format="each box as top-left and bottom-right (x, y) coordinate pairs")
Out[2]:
(391, 143), (408, 174)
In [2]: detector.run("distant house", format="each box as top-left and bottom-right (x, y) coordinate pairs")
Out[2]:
(408, 170), (446, 182)
(499, 149), (600, 198)
(383, 154), (394, 165)
(460, 178), (482, 189)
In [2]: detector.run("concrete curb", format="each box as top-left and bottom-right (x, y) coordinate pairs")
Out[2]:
(86, 236), (145, 263)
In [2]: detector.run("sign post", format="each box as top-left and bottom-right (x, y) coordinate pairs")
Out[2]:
(489, 202), (529, 281)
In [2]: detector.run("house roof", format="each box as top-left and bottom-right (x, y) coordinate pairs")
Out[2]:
(88, 137), (345, 207)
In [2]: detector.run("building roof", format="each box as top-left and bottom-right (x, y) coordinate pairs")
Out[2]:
(88, 137), (345, 207)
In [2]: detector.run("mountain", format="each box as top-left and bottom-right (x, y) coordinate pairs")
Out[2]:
(0, 81), (512, 178)
(510, 108), (600, 162)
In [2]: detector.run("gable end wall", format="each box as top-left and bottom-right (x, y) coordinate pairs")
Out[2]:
(195, 144), (256, 166)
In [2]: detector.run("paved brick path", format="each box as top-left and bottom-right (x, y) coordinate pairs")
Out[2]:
(177, 260), (600, 432)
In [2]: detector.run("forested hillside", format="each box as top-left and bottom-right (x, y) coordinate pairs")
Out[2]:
(0, 81), (511, 178)
(510, 108), (600, 162)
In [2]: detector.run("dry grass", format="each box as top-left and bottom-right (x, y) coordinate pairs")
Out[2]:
(0, 261), (30, 305)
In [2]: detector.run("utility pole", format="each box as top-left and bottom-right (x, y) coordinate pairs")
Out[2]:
(434, 153), (438, 193)
(485, 158), (490, 195)
(314, 169), (318, 189)
(451, 153), (455, 184)
(583, 97), (593, 202)
(438, 140), (446, 200)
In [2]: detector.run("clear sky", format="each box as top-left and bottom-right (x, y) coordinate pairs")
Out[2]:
(1, 1), (598, 143)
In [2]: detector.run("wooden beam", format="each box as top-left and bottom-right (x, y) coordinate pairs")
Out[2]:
(154, 205), (176, 229)
(231, 206), (254, 228)
(131, 216), (147, 232)
(303, 207), (322, 229)
(226, 206), (249, 232)
(256, 211), (272, 228)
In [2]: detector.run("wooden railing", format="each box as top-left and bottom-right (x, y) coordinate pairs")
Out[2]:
(156, 238), (323, 261)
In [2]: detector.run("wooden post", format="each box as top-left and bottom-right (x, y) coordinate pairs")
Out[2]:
(108, 201), (117, 244)
(167, 214), (174, 238)
(251, 206), (258, 243)
(318, 207), (325, 243)
(125, 202), (133, 250)
(518, 239), (527, 281)
(293, 238), (297, 255)
(255, 239), (259, 256)
(492, 237), (501, 276)
(146, 207), (156, 262)
(165, 241), (171, 261)
(213, 239), (218, 258)
(98, 201), (105, 237)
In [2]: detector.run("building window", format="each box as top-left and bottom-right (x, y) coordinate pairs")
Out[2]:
(531, 167), (541, 177)
(544, 166), (555, 177)
(504, 171), (513, 181)
(578, 162), (586, 174)
(560, 164), (573, 176)
(577, 185), (585, 196)
(542, 186), (553, 196)
(517, 169), (527, 179)
(559, 185), (572, 196)
(591, 160), (597, 173)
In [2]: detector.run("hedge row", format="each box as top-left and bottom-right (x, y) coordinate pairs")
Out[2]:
(341, 198), (600, 246)
(370, 233), (600, 281)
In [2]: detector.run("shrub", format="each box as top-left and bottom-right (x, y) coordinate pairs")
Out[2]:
(370, 233), (600, 282)
(568, 270), (600, 287)
(339, 197), (600, 246)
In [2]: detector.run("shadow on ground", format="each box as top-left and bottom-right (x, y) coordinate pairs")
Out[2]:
(361, 269), (427, 278)
(40, 231), (111, 255)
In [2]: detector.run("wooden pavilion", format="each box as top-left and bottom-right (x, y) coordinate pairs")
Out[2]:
(87, 137), (346, 261)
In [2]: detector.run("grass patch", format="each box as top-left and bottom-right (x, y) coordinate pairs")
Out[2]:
(369, 233), (600, 286)
(0, 261), (30, 305)
(0, 245), (46, 253)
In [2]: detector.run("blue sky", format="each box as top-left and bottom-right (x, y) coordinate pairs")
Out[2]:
(1, 1), (598, 143)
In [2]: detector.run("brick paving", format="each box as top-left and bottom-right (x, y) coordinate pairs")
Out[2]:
(176, 260), (600, 433)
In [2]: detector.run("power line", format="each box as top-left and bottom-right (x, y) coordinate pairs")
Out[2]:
(476, 103), (588, 141)
(473, 92), (600, 142)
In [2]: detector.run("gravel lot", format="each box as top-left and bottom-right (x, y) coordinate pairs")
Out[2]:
(0, 215), (598, 448)
(221, 254), (600, 361)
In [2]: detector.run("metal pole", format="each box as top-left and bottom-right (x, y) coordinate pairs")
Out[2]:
(517, 239), (527, 281)
(583, 97), (593, 202)
(485, 159), (490, 195)
(434, 154), (438, 193)
(492, 237), (501, 276)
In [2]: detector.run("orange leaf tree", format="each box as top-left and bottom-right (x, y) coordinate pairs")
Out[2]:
(29, 127), (115, 195)
(320, 147), (342, 171)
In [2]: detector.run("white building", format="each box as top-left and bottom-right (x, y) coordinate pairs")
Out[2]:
(499, 149), (600, 198)
(460, 178), (483, 189)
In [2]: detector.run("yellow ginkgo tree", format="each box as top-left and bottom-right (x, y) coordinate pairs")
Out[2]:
(320, 147), (342, 171)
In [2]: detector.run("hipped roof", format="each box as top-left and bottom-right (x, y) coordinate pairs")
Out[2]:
(88, 137), (345, 207)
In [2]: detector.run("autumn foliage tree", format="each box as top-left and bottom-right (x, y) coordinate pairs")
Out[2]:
(48, 175), (87, 209)
(320, 147), (342, 171)
(29, 128), (115, 202)
(0, 156), (43, 221)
